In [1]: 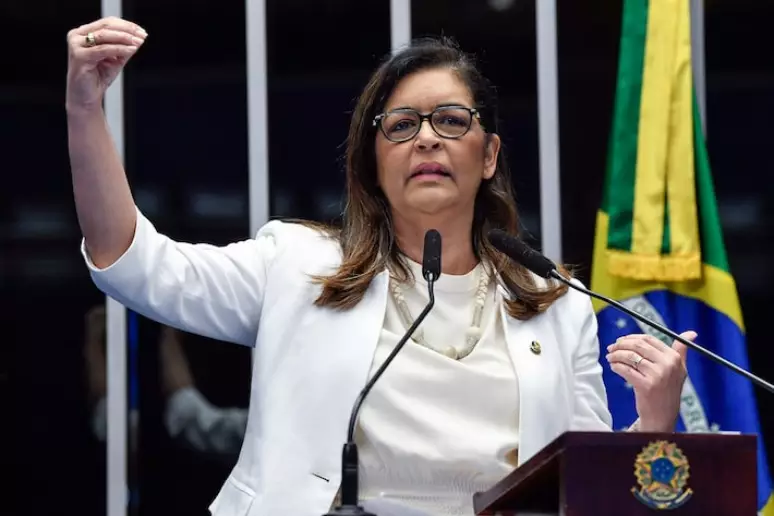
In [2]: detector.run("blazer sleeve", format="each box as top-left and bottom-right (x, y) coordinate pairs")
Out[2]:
(568, 287), (614, 431)
(81, 207), (282, 346)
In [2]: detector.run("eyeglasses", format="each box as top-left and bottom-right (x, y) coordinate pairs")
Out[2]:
(373, 105), (481, 143)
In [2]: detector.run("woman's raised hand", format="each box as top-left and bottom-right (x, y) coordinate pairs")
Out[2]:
(66, 17), (147, 113)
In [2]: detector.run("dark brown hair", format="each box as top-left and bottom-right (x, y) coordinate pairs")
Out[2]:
(309, 36), (569, 320)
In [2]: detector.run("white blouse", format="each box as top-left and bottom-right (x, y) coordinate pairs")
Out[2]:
(356, 259), (521, 515)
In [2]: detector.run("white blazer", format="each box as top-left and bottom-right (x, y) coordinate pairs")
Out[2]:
(83, 209), (613, 516)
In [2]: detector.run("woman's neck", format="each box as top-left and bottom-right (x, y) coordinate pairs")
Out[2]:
(392, 210), (478, 276)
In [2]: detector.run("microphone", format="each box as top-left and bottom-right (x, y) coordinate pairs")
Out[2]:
(324, 229), (443, 516)
(487, 229), (774, 395)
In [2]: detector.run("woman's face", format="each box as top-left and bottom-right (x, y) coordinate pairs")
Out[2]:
(375, 67), (500, 221)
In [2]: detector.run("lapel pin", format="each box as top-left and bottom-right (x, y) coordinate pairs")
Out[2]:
(530, 340), (541, 355)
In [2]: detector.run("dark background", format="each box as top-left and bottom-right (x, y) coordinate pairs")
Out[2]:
(3, 0), (772, 514)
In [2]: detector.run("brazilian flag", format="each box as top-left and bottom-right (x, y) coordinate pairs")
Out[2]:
(591, 0), (774, 512)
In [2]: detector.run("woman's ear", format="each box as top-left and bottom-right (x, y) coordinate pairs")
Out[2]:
(483, 134), (501, 180)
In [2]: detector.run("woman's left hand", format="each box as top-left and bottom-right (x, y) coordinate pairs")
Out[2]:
(606, 331), (694, 432)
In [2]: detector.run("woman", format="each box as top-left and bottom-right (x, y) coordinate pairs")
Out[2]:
(66, 17), (691, 516)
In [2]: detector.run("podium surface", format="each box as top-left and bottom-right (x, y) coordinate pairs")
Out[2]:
(473, 431), (757, 515)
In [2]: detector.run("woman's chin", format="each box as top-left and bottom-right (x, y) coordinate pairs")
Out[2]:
(405, 189), (458, 215)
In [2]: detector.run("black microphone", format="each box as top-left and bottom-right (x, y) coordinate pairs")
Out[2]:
(324, 229), (443, 516)
(487, 229), (774, 395)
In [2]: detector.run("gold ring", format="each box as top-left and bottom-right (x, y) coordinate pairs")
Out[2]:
(631, 353), (643, 370)
(85, 32), (97, 47)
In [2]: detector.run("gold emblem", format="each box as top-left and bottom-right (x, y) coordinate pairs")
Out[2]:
(504, 447), (519, 466)
(529, 340), (541, 355)
(632, 440), (693, 510)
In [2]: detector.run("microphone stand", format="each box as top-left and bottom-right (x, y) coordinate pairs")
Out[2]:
(549, 270), (774, 394)
(324, 271), (439, 516)
(486, 229), (774, 396)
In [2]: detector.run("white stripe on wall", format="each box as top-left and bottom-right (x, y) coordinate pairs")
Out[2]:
(101, 0), (127, 515)
(246, 0), (270, 236)
(535, 0), (562, 262)
(390, 0), (412, 53)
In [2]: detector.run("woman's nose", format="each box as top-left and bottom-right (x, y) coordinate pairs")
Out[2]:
(414, 120), (442, 150)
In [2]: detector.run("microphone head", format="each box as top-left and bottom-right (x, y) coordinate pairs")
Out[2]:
(487, 229), (556, 278)
(422, 229), (442, 282)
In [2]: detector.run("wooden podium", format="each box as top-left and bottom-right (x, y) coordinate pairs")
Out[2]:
(472, 431), (758, 515)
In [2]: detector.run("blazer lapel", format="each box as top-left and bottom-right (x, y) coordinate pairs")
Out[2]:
(304, 270), (390, 482)
(499, 286), (570, 465)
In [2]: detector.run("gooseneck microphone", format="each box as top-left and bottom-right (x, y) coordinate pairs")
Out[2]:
(487, 229), (774, 395)
(324, 229), (443, 516)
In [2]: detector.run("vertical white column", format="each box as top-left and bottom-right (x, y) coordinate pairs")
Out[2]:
(691, 0), (706, 131)
(246, 0), (269, 236)
(390, 0), (411, 53)
(535, 0), (562, 261)
(101, 1), (127, 515)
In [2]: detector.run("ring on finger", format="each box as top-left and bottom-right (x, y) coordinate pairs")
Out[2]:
(630, 353), (644, 370)
(85, 32), (97, 47)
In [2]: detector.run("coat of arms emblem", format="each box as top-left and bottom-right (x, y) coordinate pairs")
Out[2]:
(632, 440), (693, 510)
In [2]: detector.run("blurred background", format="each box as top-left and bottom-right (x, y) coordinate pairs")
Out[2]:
(2, 0), (773, 515)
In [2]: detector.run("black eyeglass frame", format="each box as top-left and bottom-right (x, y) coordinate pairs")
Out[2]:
(372, 105), (482, 143)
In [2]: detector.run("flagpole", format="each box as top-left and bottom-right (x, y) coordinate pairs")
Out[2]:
(691, 0), (706, 132)
(536, 0), (562, 261)
(102, 0), (128, 514)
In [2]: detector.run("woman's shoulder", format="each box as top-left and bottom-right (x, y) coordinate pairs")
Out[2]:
(254, 218), (341, 257)
(551, 276), (592, 311)
(521, 271), (593, 321)
(257, 218), (337, 239)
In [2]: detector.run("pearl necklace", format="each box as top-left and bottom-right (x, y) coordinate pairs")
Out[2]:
(388, 264), (491, 360)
